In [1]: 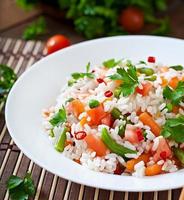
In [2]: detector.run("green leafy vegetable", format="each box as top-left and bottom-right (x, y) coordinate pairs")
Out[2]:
(109, 65), (138, 96)
(173, 148), (184, 164)
(49, 106), (66, 127)
(163, 81), (184, 105)
(103, 59), (121, 69)
(0, 64), (17, 103)
(161, 115), (184, 143)
(7, 172), (35, 200)
(23, 17), (46, 40)
(170, 65), (183, 71)
(101, 128), (136, 157)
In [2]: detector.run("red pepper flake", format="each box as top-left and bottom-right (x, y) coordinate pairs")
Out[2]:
(104, 90), (113, 97)
(147, 56), (156, 63)
(160, 151), (167, 160)
(75, 131), (87, 140)
(135, 128), (144, 142)
(97, 78), (106, 85)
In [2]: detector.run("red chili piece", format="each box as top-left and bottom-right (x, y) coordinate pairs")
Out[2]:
(160, 151), (167, 160)
(135, 128), (144, 142)
(75, 131), (87, 140)
(104, 90), (113, 97)
(97, 78), (106, 85)
(147, 56), (156, 63)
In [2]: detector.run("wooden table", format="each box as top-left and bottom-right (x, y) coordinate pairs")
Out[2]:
(0, 2), (184, 200)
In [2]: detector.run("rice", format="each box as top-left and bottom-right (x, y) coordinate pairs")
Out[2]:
(42, 57), (184, 177)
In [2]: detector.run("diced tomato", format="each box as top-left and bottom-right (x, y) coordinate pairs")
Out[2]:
(101, 113), (114, 127)
(87, 104), (107, 126)
(136, 82), (152, 96)
(124, 124), (143, 144)
(84, 134), (108, 157)
(114, 163), (124, 175)
(153, 137), (172, 162)
(68, 99), (84, 117)
(147, 56), (156, 63)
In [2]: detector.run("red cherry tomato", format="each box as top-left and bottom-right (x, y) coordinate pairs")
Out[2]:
(119, 7), (144, 33)
(46, 34), (71, 55)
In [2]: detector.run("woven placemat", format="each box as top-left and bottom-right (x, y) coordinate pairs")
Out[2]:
(0, 37), (182, 200)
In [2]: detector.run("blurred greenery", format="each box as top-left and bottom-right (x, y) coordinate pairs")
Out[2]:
(16, 0), (169, 39)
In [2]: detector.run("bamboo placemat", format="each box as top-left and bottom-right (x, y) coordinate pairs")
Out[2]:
(0, 37), (182, 200)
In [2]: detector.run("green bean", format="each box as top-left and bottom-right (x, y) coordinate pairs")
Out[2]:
(173, 148), (184, 164)
(111, 107), (121, 119)
(101, 128), (136, 157)
(89, 99), (100, 108)
(55, 127), (67, 152)
(144, 75), (157, 81)
(118, 125), (125, 137)
(138, 68), (154, 76)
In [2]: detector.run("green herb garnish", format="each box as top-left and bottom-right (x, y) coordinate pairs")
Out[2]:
(7, 172), (35, 200)
(103, 59), (121, 69)
(170, 65), (183, 71)
(161, 115), (184, 143)
(173, 148), (184, 165)
(55, 127), (67, 152)
(109, 65), (138, 96)
(23, 17), (46, 40)
(163, 81), (184, 105)
(0, 64), (17, 103)
(49, 106), (66, 127)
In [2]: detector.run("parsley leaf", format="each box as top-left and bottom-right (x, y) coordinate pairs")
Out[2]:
(163, 81), (184, 105)
(7, 172), (35, 200)
(49, 106), (66, 127)
(109, 65), (138, 96)
(103, 59), (121, 68)
(161, 115), (184, 143)
(23, 17), (46, 40)
(170, 65), (183, 71)
(0, 64), (17, 103)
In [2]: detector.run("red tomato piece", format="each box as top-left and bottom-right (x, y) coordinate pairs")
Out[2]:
(125, 124), (143, 144)
(136, 82), (152, 96)
(147, 56), (156, 63)
(46, 34), (70, 55)
(101, 113), (114, 127)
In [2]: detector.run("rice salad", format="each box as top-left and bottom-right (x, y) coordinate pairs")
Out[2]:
(42, 57), (184, 177)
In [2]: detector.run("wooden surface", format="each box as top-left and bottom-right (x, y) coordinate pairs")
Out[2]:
(0, 37), (183, 200)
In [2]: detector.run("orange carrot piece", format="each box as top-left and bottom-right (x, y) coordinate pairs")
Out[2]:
(126, 154), (150, 172)
(70, 99), (84, 117)
(80, 117), (87, 126)
(169, 77), (179, 89)
(84, 134), (108, 157)
(139, 112), (161, 136)
(114, 80), (123, 87)
(65, 140), (73, 147)
(161, 76), (168, 87)
(145, 164), (162, 176)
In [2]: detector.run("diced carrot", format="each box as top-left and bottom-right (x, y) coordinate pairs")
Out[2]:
(161, 76), (168, 87)
(136, 108), (143, 116)
(114, 80), (123, 87)
(69, 99), (84, 117)
(159, 66), (169, 73)
(136, 82), (152, 96)
(87, 104), (107, 126)
(126, 153), (151, 172)
(145, 164), (162, 176)
(65, 140), (73, 147)
(84, 134), (108, 157)
(169, 77), (179, 89)
(80, 117), (87, 126)
(172, 105), (180, 114)
(139, 112), (161, 136)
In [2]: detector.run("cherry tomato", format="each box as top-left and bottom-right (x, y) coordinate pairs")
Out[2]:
(46, 34), (71, 55)
(119, 7), (144, 33)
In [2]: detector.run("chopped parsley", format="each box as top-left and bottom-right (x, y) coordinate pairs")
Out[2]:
(161, 115), (184, 143)
(103, 59), (121, 69)
(163, 81), (184, 105)
(49, 106), (66, 127)
(109, 65), (138, 96)
(7, 172), (35, 200)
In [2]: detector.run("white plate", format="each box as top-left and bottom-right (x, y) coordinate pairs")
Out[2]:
(5, 36), (184, 192)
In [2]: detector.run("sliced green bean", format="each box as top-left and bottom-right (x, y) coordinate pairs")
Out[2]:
(118, 125), (125, 137)
(144, 75), (157, 81)
(173, 148), (184, 165)
(138, 68), (154, 76)
(55, 127), (67, 152)
(111, 107), (121, 120)
(101, 128), (136, 157)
